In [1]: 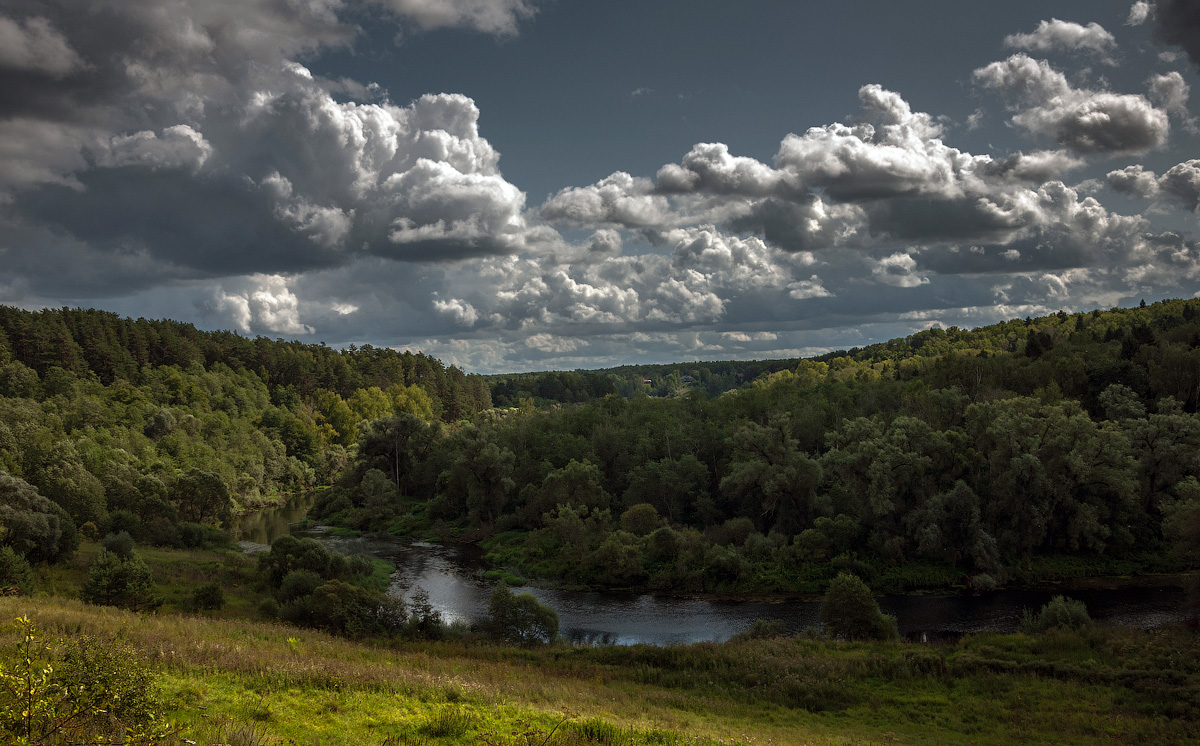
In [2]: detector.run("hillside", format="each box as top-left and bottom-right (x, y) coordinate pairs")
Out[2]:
(326, 299), (1200, 595)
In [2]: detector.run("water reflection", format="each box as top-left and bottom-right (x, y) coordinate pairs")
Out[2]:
(303, 532), (1188, 646)
(233, 492), (316, 546)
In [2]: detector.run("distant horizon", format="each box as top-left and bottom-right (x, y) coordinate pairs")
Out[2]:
(2, 1), (1198, 373)
(2, 295), (1172, 377)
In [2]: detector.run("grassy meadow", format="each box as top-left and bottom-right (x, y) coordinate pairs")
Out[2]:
(2, 543), (1199, 745)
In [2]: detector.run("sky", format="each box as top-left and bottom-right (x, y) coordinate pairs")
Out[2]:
(1, 0), (1199, 373)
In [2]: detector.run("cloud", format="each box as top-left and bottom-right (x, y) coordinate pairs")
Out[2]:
(212, 274), (314, 335)
(1004, 19), (1117, 63)
(1159, 160), (1200, 212)
(787, 276), (834, 299)
(1147, 71), (1198, 132)
(1108, 160), (1200, 211)
(1107, 164), (1162, 198)
(433, 297), (479, 326)
(1127, 2), (1152, 26)
(872, 252), (929, 288)
(95, 125), (213, 171)
(0, 15), (84, 78)
(376, 0), (541, 36)
(974, 54), (1170, 155)
(1153, 0), (1200, 70)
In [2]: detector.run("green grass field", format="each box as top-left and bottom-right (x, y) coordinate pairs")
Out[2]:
(3, 544), (1199, 745)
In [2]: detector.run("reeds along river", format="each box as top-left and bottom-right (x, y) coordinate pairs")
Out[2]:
(236, 494), (1188, 646)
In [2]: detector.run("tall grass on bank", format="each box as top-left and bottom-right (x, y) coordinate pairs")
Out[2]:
(1, 595), (1197, 745)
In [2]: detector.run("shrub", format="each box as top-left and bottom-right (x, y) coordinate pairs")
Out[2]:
(277, 569), (323, 602)
(819, 572), (899, 641)
(101, 530), (136, 559)
(970, 573), (999, 592)
(619, 503), (661, 536)
(1023, 595), (1092, 633)
(79, 549), (161, 612)
(191, 582), (225, 611)
(487, 582), (559, 646)
(0, 616), (171, 745)
(731, 618), (786, 641)
(282, 580), (407, 638)
(257, 597), (280, 620)
(78, 521), (99, 542)
(0, 546), (33, 595)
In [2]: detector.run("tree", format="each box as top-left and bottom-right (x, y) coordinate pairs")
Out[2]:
(80, 549), (160, 612)
(721, 417), (822, 534)
(487, 582), (558, 646)
(438, 429), (515, 530)
(0, 473), (77, 563)
(819, 572), (898, 641)
(171, 469), (232, 526)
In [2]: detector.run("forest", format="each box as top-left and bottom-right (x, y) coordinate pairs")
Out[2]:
(0, 305), (491, 555)
(1, 301), (1199, 599)
(326, 300), (1200, 595)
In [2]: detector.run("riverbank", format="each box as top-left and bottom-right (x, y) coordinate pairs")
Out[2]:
(3, 591), (1198, 745)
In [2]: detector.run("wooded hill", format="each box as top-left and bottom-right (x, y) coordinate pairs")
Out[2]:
(328, 299), (1200, 594)
(0, 305), (490, 554)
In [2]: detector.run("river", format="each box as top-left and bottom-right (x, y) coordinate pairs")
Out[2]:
(236, 496), (1188, 645)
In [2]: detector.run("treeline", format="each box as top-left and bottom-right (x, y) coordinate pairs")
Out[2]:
(325, 300), (1200, 593)
(0, 305), (491, 561)
(0, 306), (491, 420)
(486, 359), (801, 406)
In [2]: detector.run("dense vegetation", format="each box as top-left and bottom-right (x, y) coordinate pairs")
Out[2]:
(0, 305), (490, 558)
(325, 300), (1200, 595)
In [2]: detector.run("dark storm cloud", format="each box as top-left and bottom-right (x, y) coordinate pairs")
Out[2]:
(1153, 0), (1200, 70)
(0, 0), (552, 300)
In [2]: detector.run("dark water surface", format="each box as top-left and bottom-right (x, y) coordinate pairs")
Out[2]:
(308, 532), (1187, 646)
(235, 497), (1186, 645)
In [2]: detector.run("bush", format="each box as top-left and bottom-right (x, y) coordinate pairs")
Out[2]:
(257, 597), (280, 620)
(190, 582), (225, 611)
(0, 546), (34, 595)
(1023, 595), (1092, 633)
(0, 616), (170, 745)
(487, 582), (558, 646)
(731, 618), (786, 641)
(277, 569), (323, 603)
(282, 580), (407, 638)
(101, 530), (135, 559)
(79, 549), (161, 612)
(819, 572), (899, 641)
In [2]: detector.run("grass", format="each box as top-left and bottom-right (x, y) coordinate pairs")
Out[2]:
(7, 543), (1199, 745)
(2, 590), (1198, 745)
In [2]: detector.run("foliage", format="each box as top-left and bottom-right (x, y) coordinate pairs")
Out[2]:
(338, 299), (1200, 596)
(280, 580), (407, 639)
(0, 548), (33, 596)
(79, 549), (161, 612)
(101, 530), (135, 559)
(1022, 595), (1092, 633)
(0, 474), (76, 564)
(819, 572), (899, 640)
(0, 616), (171, 745)
(487, 582), (559, 646)
(189, 582), (225, 611)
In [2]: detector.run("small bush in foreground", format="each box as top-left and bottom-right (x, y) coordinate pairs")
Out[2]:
(0, 616), (171, 745)
(488, 582), (559, 646)
(819, 572), (899, 640)
(1022, 594), (1092, 633)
